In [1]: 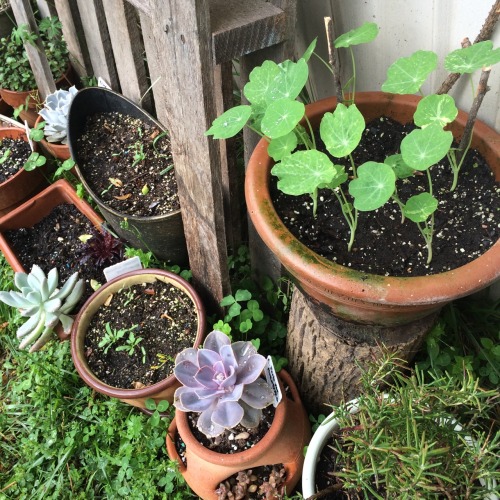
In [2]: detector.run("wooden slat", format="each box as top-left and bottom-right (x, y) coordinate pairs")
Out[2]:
(54, 0), (92, 77)
(210, 0), (286, 64)
(125, 0), (152, 16)
(10, 0), (56, 100)
(36, 0), (58, 17)
(76, 0), (119, 89)
(102, 0), (153, 112)
(140, 0), (230, 309)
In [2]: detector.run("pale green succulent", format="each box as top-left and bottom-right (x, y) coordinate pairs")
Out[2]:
(0, 265), (84, 352)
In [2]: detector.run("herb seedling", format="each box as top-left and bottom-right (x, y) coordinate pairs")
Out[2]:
(0, 148), (11, 165)
(98, 323), (138, 355)
(29, 121), (46, 142)
(130, 141), (146, 167)
(207, 23), (500, 264)
(23, 152), (47, 171)
(116, 330), (146, 363)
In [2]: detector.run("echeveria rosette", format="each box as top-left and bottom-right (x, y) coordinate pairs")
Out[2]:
(39, 86), (78, 144)
(173, 330), (274, 438)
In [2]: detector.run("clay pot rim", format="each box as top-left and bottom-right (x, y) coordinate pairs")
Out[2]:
(0, 126), (38, 187)
(172, 369), (298, 464)
(245, 91), (500, 307)
(70, 268), (206, 399)
(68, 87), (182, 221)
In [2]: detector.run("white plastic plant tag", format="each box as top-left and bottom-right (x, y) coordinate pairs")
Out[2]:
(97, 76), (111, 89)
(264, 356), (282, 407)
(25, 120), (35, 151)
(103, 256), (142, 282)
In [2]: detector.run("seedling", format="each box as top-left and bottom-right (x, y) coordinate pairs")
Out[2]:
(206, 23), (500, 264)
(23, 152), (47, 171)
(0, 148), (11, 164)
(130, 141), (146, 167)
(29, 121), (46, 142)
(98, 322), (138, 355)
(116, 330), (146, 363)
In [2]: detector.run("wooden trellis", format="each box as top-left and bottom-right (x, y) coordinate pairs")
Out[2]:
(10, 0), (296, 309)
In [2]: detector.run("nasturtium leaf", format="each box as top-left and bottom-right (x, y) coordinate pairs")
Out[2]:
(205, 105), (252, 139)
(445, 40), (500, 74)
(401, 123), (453, 171)
(267, 131), (298, 161)
(319, 103), (365, 158)
(334, 22), (379, 48)
(414, 94), (458, 128)
(348, 162), (396, 211)
(384, 154), (414, 179)
(403, 192), (438, 222)
(273, 58), (309, 101)
(320, 164), (348, 190)
(244, 60), (281, 105)
(271, 150), (336, 196)
(261, 99), (305, 139)
(301, 37), (317, 63)
(381, 50), (438, 94)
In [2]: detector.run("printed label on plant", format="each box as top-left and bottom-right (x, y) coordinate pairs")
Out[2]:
(103, 256), (142, 282)
(97, 76), (111, 89)
(265, 356), (282, 407)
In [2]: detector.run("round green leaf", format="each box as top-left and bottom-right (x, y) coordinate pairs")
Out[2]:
(334, 22), (379, 48)
(445, 41), (500, 74)
(267, 131), (298, 161)
(274, 58), (309, 101)
(235, 289), (252, 301)
(205, 105), (252, 139)
(381, 50), (438, 94)
(244, 60), (281, 105)
(403, 192), (438, 222)
(401, 123), (453, 171)
(319, 103), (365, 158)
(384, 154), (414, 179)
(414, 95), (458, 128)
(348, 162), (396, 211)
(271, 150), (336, 196)
(261, 99), (305, 139)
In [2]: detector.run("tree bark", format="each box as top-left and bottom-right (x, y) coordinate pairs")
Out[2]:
(286, 287), (437, 415)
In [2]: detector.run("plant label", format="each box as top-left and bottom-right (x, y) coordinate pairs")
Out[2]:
(265, 356), (282, 407)
(24, 121), (35, 151)
(97, 77), (112, 89)
(103, 256), (142, 282)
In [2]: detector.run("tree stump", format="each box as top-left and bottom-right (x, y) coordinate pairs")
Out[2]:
(286, 287), (437, 415)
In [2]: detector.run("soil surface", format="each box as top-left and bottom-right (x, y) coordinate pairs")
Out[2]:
(75, 111), (180, 217)
(84, 279), (198, 389)
(272, 116), (499, 277)
(4, 204), (124, 308)
(0, 137), (32, 183)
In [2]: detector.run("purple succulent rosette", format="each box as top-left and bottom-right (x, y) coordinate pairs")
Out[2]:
(173, 330), (275, 438)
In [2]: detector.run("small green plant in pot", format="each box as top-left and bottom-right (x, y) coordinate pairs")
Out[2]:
(302, 353), (500, 498)
(207, 23), (500, 265)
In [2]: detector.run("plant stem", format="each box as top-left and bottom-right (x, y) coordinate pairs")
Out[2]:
(247, 124), (266, 139)
(426, 169), (433, 197)
(349, 153), (357, 178)
(324, 16), (344, 104)
(334, 190), (358, 251)
(391, 191), (405, 223)
(304, 115), (317, 149)
(349, 46), (356, 103)
(295, 125), (312, 150)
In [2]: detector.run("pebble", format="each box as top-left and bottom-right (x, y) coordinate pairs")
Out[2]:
(235, 432), (250, 440)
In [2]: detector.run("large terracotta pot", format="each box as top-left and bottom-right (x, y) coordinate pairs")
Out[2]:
(0, 179), (104, 340)
(245, 92), (500, 327)
(0, 127), (47, 217)
(166, 369), (311, 500)
(71, 269), (206, 409)
(34, 114), (71, 161)
(67, 87), (188, 264)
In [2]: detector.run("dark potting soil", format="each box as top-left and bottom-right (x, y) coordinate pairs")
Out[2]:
(0, 137), (32, 183)
(272, 116), (500, 277)
(84, 279), (198, 389)
(75, 111), (180, 217)
(4, 204), (124, 308)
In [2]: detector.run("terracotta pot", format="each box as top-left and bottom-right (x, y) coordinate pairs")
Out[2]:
(71, 269), (206, 409)
(245, 92), (500, 327)
(166, 369), (311, 500)
(34, 114), (71, 160)
(67, 87), (188, 264)
(0, 127), (48, 217)
(0, 179), (104, 340)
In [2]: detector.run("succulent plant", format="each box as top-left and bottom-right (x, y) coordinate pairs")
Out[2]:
(174, 330), (275, 438)
(39, 85), (78, 144)
(78, 228), (124, 267)
(0, 265), (84, 352)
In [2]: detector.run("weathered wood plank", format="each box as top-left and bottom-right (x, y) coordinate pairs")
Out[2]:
(76, 0), (119, 89)
(36, 0), (58, 17)
(102, 0), (153, 112)
(210, 0), (286, 64)
(10, 0), (56, 99)
(140, 0), (230, 308)
(54, 0), (92, 77)
(124, 0), (152, 16)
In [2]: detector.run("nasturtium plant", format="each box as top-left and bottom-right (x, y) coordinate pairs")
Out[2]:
(444, 40), (500, 74)
(334, 22), (379, 48)
(384, 154), (414, 179)
(413, 94), (458, 128)
(381, 50), (438, 94)
(205, 105), (252, 139)
(267, 131), (298, 161)
(403, 192), (438, 223)
(261, 99), (305, 139)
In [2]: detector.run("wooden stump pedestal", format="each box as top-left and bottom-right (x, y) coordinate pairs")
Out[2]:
(286, 287), (437, 415)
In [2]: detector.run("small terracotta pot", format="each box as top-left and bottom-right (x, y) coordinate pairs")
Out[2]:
(0, 127), (48, 217)
(71, 269), (206, 409)
(166, 369), (311, 500)
(0, 179), (104, 340)
(245, 92), (500, 327)
(34, 114), (71, 160)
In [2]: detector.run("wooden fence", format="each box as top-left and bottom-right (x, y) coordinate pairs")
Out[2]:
(10, 0), (297, 308)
